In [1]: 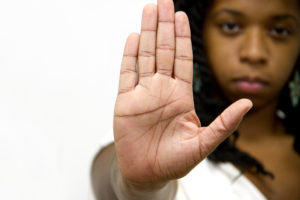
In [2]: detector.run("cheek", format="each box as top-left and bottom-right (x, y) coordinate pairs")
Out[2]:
(272, 64), (294, 95)
(205, 37), (235, 80)
(208, 46), (236, 89)
(271, 45), (300, 90)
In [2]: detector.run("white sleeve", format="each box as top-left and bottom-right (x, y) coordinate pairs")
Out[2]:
(88, 130), (114, 200)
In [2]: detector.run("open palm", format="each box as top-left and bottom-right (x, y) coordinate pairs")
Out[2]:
(113, 0), (252, 185)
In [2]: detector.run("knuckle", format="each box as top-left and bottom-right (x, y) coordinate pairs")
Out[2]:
(157, 43), (175, 51)
(157, 68), (172, 76)
(139, 50), (155, 57)
(176, 54), (193, 61)
(139, 71), (154, 77)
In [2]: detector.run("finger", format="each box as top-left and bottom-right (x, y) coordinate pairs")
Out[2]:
(138, 3), (157, 86)
(118, 33), (139, 94)
(198, 99), (253, 157)
(156, 0), (175, 76)
(174, 11), (193, 85)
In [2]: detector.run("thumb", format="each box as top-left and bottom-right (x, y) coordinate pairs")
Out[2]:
(198, 98), (253, 157)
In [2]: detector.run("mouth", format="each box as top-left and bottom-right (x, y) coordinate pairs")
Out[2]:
(233, 77), (267, 94)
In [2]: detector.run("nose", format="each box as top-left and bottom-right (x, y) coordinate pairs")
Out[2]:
(239, 27), (268, 65)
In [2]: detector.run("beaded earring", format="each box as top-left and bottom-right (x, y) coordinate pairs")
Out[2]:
(289, 70), (300, 107)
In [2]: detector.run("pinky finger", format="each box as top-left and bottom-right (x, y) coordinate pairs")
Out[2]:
(118, 33), (140, 94)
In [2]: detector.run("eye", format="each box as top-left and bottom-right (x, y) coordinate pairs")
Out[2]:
(270, 26), (291, 39)
(221, 22), (241, 34)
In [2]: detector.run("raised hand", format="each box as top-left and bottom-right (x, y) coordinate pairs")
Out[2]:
(113, 0), (252, 186)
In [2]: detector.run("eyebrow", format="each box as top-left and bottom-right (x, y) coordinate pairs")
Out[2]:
(212, 9), (298, 23)
(271, 15), (298, 23)
(212, 9), (244, 18)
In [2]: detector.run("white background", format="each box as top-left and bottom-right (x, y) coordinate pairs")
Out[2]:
(0, 0), (155, 199)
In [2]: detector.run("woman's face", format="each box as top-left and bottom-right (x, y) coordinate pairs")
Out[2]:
(203, 0), (300, 108)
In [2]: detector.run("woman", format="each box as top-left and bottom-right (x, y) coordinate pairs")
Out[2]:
(91, 0), (300, 199)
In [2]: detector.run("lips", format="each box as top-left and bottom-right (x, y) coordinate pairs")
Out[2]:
(233, 77), (267, 94)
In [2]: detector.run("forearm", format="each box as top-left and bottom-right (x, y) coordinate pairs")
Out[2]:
(91, 143), (177, 200)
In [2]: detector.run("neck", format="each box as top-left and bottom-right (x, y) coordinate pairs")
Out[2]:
(237, 99), (285, 142)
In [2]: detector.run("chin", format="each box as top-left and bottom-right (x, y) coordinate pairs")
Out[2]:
(226, 93), (276, 111)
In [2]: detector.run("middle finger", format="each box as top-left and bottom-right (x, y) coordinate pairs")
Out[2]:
(156, 0), (175, 77)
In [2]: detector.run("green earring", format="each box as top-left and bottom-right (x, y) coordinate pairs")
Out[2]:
(193, 63), (202, 93)
(289, 70), (300, 107)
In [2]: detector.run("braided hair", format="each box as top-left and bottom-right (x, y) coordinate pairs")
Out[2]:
(174, 0), (300, 178)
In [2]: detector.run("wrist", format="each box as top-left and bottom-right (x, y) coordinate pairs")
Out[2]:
(122, 178), (169, 192)
(110, 156), (177, 200)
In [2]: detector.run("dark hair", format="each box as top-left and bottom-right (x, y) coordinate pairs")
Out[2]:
(174, 0), (300, 178)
